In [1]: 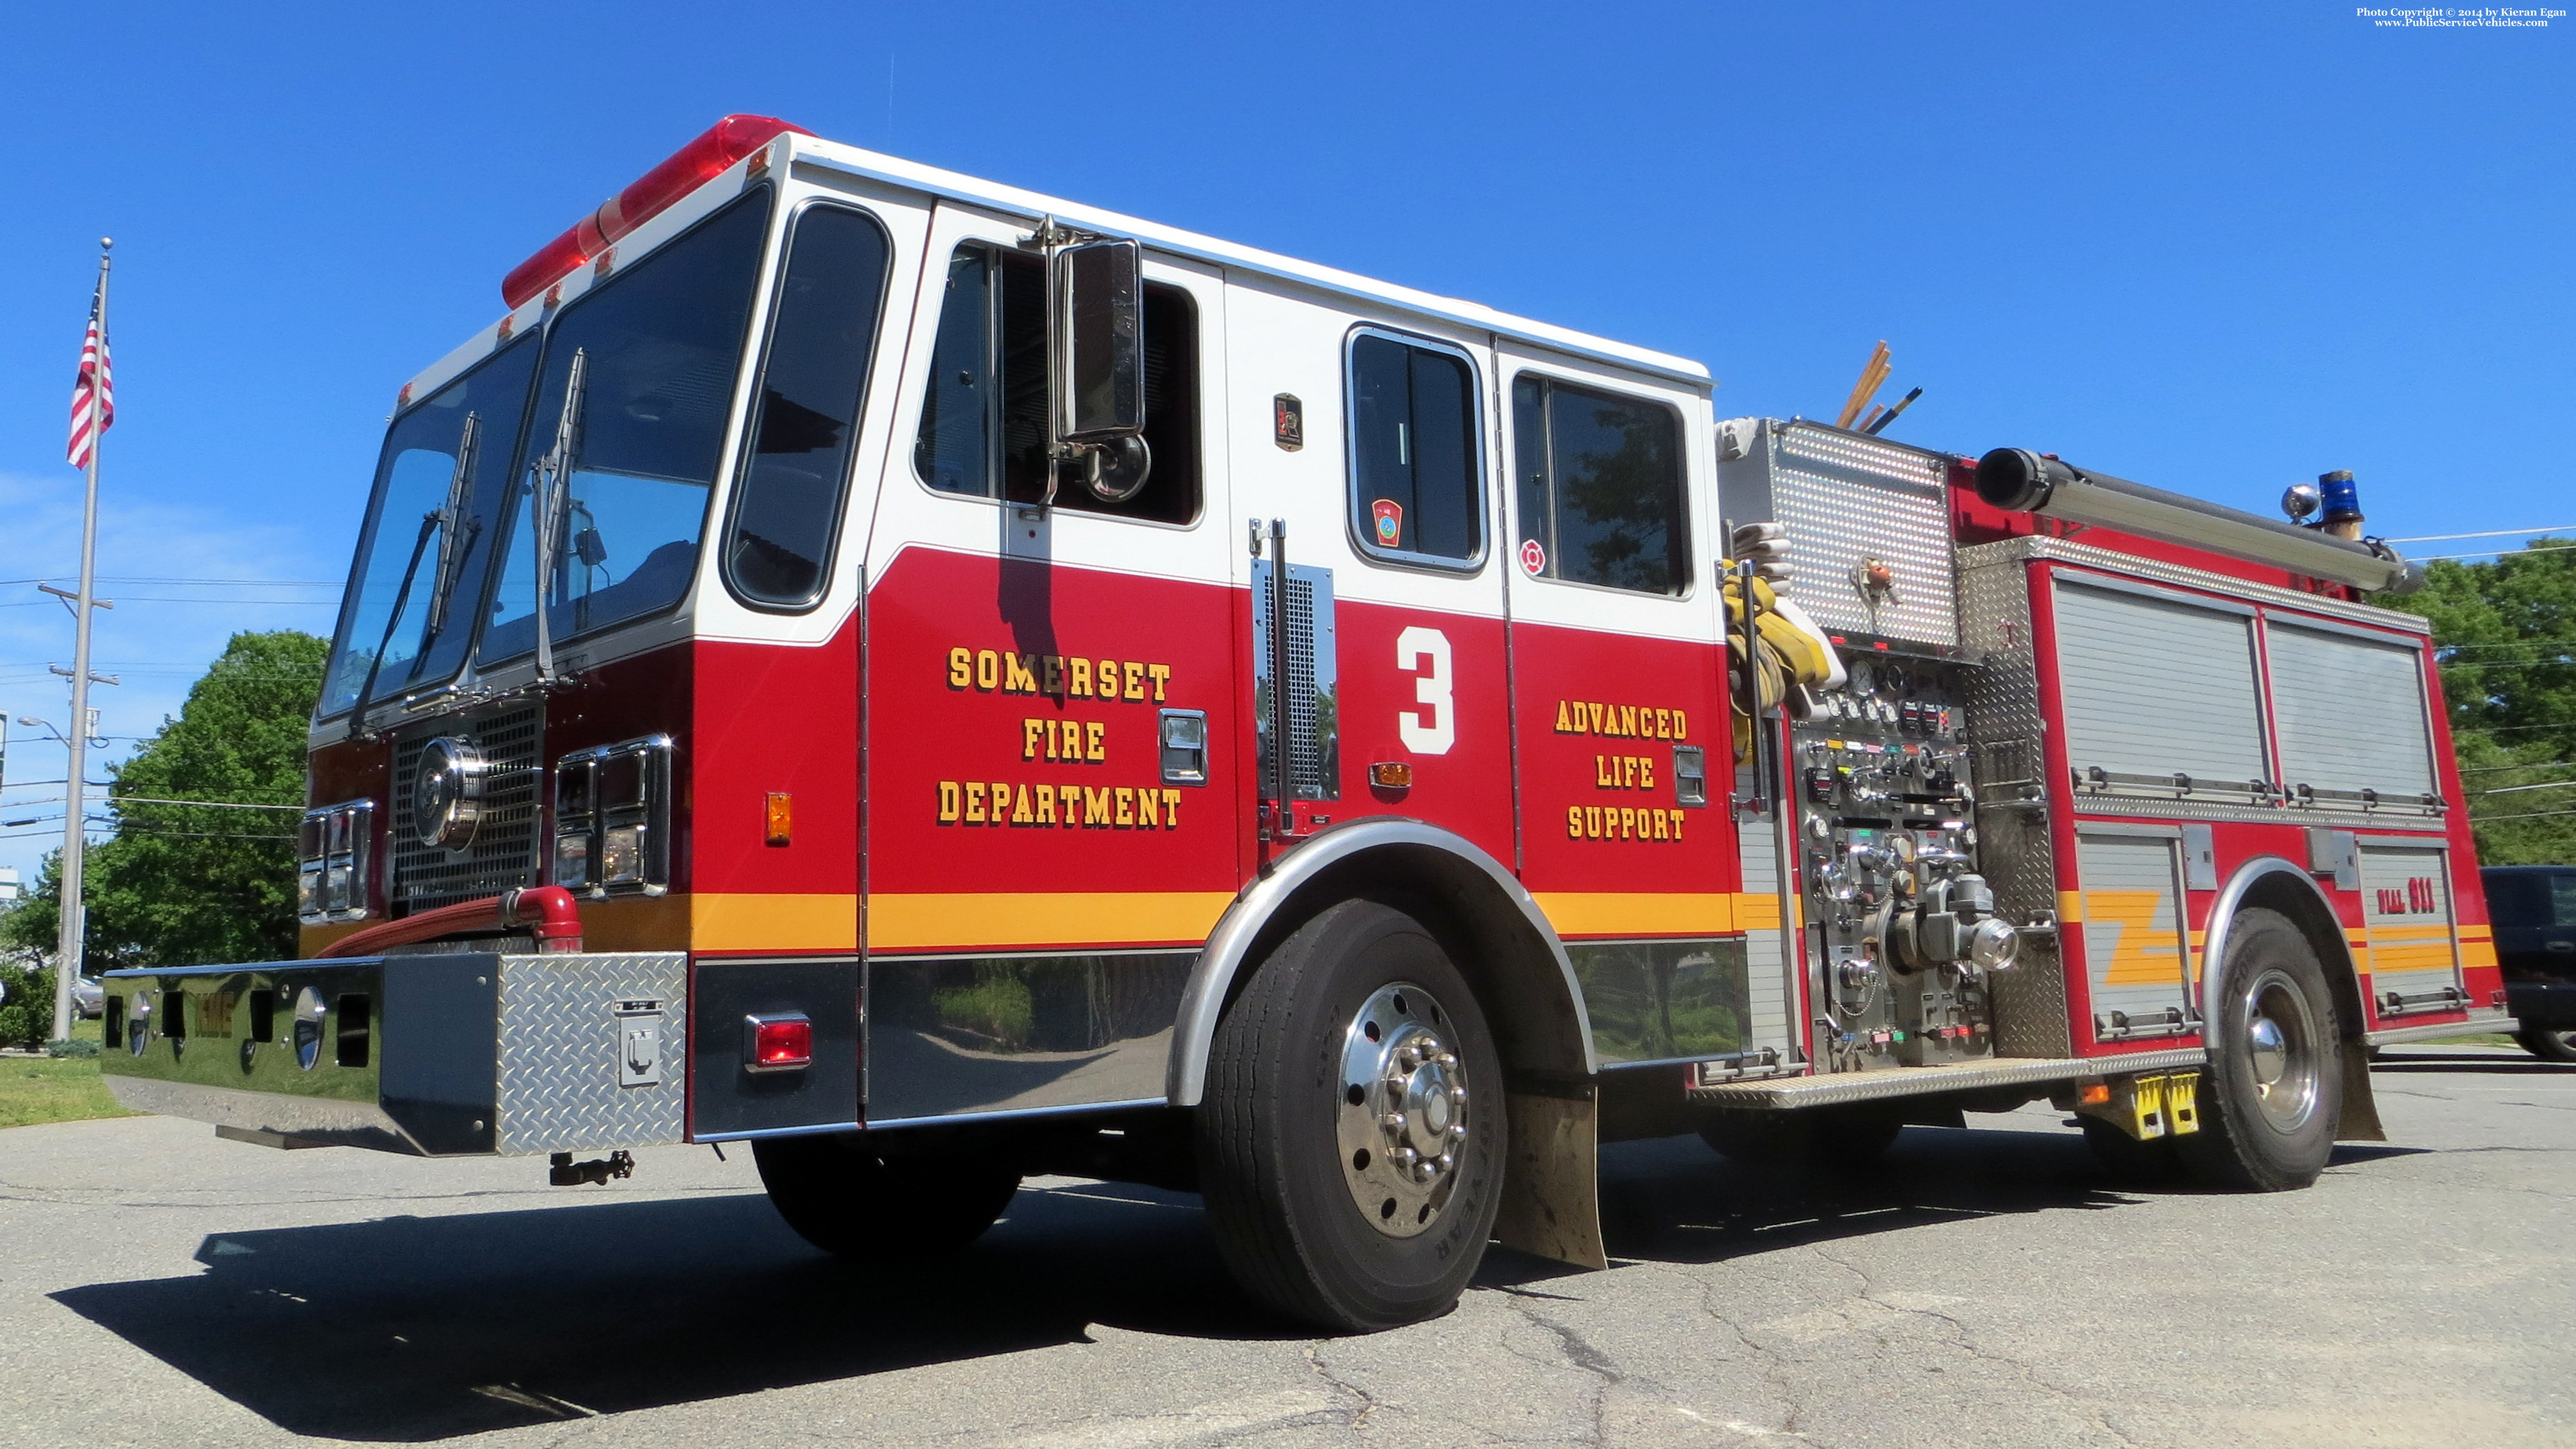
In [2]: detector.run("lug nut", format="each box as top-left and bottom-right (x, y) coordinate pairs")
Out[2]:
(1434, 1154), (1455, 1173)
(1379, 1112), (1406, 1134)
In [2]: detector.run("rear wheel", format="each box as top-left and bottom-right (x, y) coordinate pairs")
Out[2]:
(1196, 900), (1505, 1332)
(753, 1133), (1021, 1263)
(2180, 909), (2342, 1191)
(2517, 1026), (2576, 1063)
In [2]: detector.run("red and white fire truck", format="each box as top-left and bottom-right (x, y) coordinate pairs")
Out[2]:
(101, 116), (2511, 1332)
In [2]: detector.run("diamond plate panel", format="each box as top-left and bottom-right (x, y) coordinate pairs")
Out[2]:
(1768, 423), (1959, 651)
(1957, 543), (2072, 1058)
(496, 952), (688, 1155)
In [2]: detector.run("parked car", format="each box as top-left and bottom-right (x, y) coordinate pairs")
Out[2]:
(2483, 865), (2576, 1062)
(70, 975), (105, 1020)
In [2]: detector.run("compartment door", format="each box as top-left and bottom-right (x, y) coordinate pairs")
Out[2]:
(2360, 841), (2466, 1015)
(2075, 830), (2196, 1041)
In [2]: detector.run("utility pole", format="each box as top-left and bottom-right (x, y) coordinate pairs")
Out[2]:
(53, 239), (111, 1045)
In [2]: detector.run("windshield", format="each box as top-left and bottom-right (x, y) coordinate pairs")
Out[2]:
(319, 336), (539, 718)
(480, 189), (771, 662)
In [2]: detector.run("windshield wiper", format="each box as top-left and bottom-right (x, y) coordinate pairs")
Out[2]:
(351, 411), (480, 730)
(422, 411), (482, 639)
(527, 348), (589, 685)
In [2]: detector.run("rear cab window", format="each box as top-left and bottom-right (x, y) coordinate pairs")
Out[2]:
(1511, 375), (1689, 595)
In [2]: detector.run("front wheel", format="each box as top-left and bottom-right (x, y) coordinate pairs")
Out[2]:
(1196, 900), (1505, 1332)
(2180, 908), (2342, 1191)
(2517, 1026), (2576, 1063)
(753, 1133), (1021, 1264)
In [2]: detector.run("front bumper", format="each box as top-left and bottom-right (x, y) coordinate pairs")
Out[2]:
(99, 952), (686, 1156)
(2507, 980), (2576, 1030)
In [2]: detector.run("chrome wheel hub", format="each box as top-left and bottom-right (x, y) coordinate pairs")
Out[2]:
(2241, 968), (2319, 1133)
(1337, 981), (1469, 1239)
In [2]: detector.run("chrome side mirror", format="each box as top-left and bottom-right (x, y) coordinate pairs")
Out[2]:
(1034, 219), (1149, 504)
(1056, 237), (1143, 444)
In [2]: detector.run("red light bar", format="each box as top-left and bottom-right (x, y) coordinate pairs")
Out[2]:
(501, 114), (811, 311)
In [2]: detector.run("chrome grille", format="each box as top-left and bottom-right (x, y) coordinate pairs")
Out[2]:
(391, 705), (544, 913)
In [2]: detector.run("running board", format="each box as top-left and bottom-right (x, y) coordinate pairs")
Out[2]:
(1689, 1049), (2209, 1111)
(2362, 1010), (2514, 1047)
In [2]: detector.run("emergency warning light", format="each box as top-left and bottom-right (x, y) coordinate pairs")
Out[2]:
(744, 1013), (814, 1074)
(502, 114), (812, 310)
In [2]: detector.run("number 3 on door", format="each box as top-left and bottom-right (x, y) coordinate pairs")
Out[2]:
(1396, 626), (1454, 755)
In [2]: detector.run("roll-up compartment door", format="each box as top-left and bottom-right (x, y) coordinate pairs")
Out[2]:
(2076, 832), (2195, 1039)
(2053, 581), (2268, 789)
(2359, 842), (2464, 1015)
(2266, 622), (2437, 803)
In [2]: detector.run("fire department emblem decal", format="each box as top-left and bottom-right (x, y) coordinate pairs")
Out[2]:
(1519, 538), (1547, 576)
(1372, 499), (1403, 547)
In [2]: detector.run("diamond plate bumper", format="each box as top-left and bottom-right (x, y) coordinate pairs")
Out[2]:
(100, 952), (686, 1157)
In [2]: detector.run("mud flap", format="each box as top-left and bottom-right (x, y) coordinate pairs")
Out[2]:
(1494, 1078), (1607, 1269)
(2336, 1039), (2387, 1142)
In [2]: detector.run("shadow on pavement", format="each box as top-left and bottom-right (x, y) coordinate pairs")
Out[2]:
(51, 1117), (2433, 1440)
(51, 1183), (1281, 1441)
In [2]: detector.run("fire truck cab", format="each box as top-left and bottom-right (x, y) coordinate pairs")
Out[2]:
(100, 117), (2512, 1332)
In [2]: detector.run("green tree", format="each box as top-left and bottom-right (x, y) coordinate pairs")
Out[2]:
(2385, 538), (2576, 866)
(1, 631), (326, 969)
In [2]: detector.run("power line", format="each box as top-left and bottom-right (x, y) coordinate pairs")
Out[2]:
(2383, 526), (2576, 542)
(2414, 544), (2576, 561)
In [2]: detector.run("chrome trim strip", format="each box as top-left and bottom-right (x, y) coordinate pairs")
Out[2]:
(1688, 1048), (2208, 1109)
(864, 1097), (1165, 1132)
(692, 1120), (865, 1143)
(2364, 1011), (2514, 1047)
(1166, 818), (1598, 1107)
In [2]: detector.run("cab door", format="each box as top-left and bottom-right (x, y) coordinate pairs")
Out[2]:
(857, 202), (1240, 1119)
(1496, 344), (1739, 1065)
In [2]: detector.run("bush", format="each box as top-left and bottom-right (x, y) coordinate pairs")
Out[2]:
(46, 1036), (101, 1058)
(0, 963), (58, 1049)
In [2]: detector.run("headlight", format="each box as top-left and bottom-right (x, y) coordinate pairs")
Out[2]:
(298, 800), (375, 925)
(553, 736), (672, 898)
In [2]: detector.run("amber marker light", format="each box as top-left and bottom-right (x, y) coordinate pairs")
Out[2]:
(1369, 762), (1415, 789)
(2079, 1082), (2112, 1106)
(764, 792), (793, 846)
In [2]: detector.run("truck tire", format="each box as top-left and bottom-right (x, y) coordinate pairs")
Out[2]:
(2179, 908), (2342, 1191)
(1699, 1107), (1902, 1171)
(1195, 900), (1505, 1332)
(2516, 1027), (2576, 1063)
(753, 1133), (1021, 1262)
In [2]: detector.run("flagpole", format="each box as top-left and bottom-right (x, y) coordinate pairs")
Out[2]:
(51, 239), (110, 1045)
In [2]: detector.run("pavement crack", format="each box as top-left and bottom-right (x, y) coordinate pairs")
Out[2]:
(1802, 1244), (2138, 1448)
(1299, 1342), (1379, 1431)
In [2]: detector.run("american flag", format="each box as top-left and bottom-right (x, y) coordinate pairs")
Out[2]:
(67, 279), (113, 469)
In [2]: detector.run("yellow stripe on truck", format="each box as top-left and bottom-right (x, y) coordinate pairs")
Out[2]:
(865, 891), (1236, 952)
(1533, 893), (1768, 938)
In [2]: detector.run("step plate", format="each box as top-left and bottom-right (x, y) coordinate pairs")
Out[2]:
(1689, 1048), (2208, 1111)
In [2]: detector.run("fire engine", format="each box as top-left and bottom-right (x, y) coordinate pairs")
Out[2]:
(100, 116), (2511, 1332)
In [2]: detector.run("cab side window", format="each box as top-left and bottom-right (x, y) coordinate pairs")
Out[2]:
(913, 243), (1200, 524)
(1347, 332), (1481, 564)
(1512, 375), (1688, 595)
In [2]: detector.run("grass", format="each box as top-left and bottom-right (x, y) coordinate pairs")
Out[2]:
(0, 1019), (139, 1131)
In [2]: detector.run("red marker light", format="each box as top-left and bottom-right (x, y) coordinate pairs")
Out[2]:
(502, 114), (812, 310)
(744, 1013), (813, 1073)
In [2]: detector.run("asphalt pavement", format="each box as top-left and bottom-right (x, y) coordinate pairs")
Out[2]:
(3, 1045), (2569, 1448)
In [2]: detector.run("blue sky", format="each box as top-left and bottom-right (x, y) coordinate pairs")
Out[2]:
(0, 1), (2568, 883)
